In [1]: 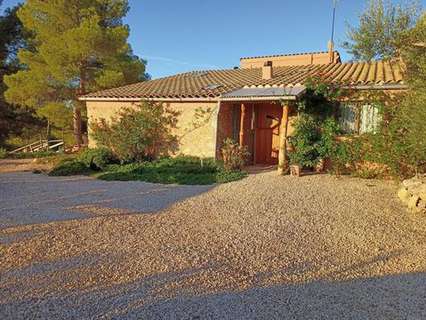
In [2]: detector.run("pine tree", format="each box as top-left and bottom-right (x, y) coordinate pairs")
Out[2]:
(369, 14), (426, 178)
(343, 0), (420, 61)
(0, 2), (45, 147)
(394, 13), (426, 176)
(4, 0), (146, 147)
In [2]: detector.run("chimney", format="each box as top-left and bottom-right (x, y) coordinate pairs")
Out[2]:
(262, 61), (273, 80)
(328, 40), (335, 63)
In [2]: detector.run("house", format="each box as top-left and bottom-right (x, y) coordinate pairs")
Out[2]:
(79, 49), (406, 171)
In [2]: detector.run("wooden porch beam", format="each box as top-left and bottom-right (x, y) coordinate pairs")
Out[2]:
(239, 103), (246, 146)
(278, 103), (290, 175)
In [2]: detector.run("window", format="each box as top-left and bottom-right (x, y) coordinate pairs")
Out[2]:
(339, 104), (357, 134)
(339, 103), (381, 134)
(360, 104), (381, 134)
(232, 105), (241, 142)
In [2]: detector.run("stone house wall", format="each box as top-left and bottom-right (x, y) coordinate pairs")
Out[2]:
(86, 100), (219, 158)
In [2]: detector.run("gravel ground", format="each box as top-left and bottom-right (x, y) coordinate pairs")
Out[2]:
(1, 171), (426, 319)
(0, 172), (211, 229)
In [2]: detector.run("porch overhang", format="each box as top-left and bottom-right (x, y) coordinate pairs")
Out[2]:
(220, 86), (306, 102)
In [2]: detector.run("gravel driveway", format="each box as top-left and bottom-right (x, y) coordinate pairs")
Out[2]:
(0, 172), (211, 229)
(1, 171), (426, 319)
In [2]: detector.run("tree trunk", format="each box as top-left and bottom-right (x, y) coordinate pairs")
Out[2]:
(278, 103), (290, 175)
(74, 66), (86, 148)
(73, 105), (83, 147)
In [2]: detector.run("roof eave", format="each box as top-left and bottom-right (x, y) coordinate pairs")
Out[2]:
(78, 96), (220, 102)
(220, 95), (298, 102)
(79, 84), (408, 102)
(341, 84), (408, 90)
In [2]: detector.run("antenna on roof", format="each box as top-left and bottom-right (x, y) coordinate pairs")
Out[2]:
(328, 0), (339, 63)
(331, 0), (338, 44)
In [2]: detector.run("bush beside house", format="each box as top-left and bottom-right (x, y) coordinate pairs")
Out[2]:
(90, 102), (179, 163)
(49, 159), (90, 176)
(48, 103), (247, 185)
(221, 138), (250, 171)
(97, 156), (247, 185)
(78, 147), (117, 170)
(49, 153), (247, 185)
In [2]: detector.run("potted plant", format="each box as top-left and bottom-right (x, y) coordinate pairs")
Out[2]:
(289, 154), (302, 177)
(315, 157), (326, 173)
(286, 141), (300, 176)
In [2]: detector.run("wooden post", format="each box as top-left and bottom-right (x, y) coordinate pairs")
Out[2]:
(278, 102), (290, 175)
(253, 105), (257, 165)
(239, 103), (246, 146)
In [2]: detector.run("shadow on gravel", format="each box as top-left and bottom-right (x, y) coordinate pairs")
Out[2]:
(1, 269), (425, 319)
(0, 250), (423, 319)
(133, 271), (426, 319)
(0, 172), (213, 228)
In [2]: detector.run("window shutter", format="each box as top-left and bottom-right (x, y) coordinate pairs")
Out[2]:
(339, 103), (357, 134)
(360, 104), (381, 134)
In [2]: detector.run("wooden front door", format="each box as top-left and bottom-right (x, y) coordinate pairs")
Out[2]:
(255, 104), (283, 164)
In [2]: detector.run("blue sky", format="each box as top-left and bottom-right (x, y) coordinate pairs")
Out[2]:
(2, 0), (425, 79)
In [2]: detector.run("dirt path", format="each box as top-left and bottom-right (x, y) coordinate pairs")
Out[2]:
(0, 159), (52, 173)
(1, 171), (426, 319)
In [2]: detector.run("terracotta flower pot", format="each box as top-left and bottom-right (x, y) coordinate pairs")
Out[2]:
(290, 164), (301, 177)
(315, 159), (325, 173)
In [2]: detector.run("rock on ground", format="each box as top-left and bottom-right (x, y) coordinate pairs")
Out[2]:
(399, 175), (426, 213)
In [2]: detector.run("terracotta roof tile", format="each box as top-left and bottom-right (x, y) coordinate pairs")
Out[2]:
(239, 51), (339, 60)
(82, 60), (405, 100)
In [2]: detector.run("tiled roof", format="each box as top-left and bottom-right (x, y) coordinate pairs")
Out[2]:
(239, 51), (339, 60)
(81, 60), (405, 100)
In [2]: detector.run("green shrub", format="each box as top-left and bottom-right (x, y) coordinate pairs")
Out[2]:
(127, 156), (219, 178)
(352, 167), (383, 179)
(288, 113), (369, 177)
(97, 156), (247, 185)
(288, 115), (321, 168)
(90, 102), (179, 163)
(317, 118), (341, 159)
(49, 159), (90, 176)
(367, 99), (426, 179)
(328, 137), (363, 176)
(329, 141), (352, 176)
(215, 170), (248, 183)
(350, 16), (426, 179)
(78, 148), (117, 170)
(0, 148), (7, 159)
(221, 138), (250, 171)
(148, 156), (217, 173)
(298, 77), (341, 118)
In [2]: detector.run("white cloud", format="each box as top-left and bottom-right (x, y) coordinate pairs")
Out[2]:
(143, 55), (220, 70)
